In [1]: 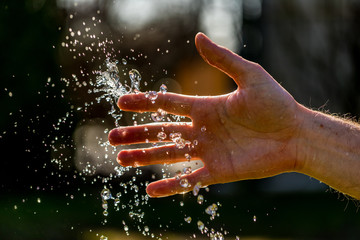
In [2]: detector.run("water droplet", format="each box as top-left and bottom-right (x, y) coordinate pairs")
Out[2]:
(185, 153), (191, 161)
(147, 91), (158, 103)
(101, 187), (112, 201)
(253, 215), (257, 222)
(205, 203), (218, 219)
(160, 84), (167, 93)
(183, 167), (192, 175)
(180, 178), (189, 188)
(170, 132), (186, 149)
(201, 126), (206, 132)
(129, 69), (141, 81)
(193, 182), (201, 196)
(103, 210), (109, 216)
(129, 69), (141, 92)
(157, 131), (167, 141)
(197, 220), (205, 231)
(151, 108), (167, 122)
(37, 198), (41, 203)
(100, 235), (108, 240)
(175, 170), (182, 180)
(122, 58), (127, 65)
(114, 166), (124, 176)
(144, 226), (149, 232)
(197, 194), (204, 204)
(180, 201), (184, 206)
(102, 200), (108, 209)
(184, 216), (192, 223)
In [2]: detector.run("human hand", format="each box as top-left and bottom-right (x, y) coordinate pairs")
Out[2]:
(108, 33), (304, 198)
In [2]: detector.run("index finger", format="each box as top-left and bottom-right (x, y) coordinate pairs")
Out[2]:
(118, 92), (197, 116)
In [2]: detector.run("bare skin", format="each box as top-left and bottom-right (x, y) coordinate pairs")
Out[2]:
(108, 33), (360, 199)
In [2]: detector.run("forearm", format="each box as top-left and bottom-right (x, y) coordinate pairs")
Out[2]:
(296, 105), (360, 199)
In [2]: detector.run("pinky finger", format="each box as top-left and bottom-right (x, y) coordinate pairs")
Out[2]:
(146, 167), (214, 198)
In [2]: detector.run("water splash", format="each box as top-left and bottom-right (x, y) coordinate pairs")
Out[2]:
(93, 58), (143, 127)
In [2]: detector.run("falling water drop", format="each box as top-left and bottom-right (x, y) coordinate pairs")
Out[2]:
(193, 182), (201, 196)
(205, 203), (218, 219)
(184, 216), (192, 223)
(101, 187), (112, 201)
(100, 235), (108, 240)
(197, 220), (205, 232)
(197, 194), (204, 204)
(103, 210), (109, 217)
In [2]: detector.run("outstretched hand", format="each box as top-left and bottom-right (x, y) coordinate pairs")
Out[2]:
(109, 33), (305, 197)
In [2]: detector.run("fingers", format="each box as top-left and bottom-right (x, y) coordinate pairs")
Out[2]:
(108, 122), (193, 146)
(195, 32), (253, 88)
(146, 167), (213, 198)
(118, 92), (197, 116)
(117, 144), (197, 167)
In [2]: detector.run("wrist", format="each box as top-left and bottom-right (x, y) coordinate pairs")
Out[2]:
(292, 105), (317, 173)
(293, 105), (360, 198)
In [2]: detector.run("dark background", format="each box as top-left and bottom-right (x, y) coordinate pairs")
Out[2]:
(0, 0), (360, 239)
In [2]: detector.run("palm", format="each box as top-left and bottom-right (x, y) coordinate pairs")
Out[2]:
(189, 74), (299, 182)
(108, 33), (302, 197)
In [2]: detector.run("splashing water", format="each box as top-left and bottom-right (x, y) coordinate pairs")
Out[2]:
(41, 12), (250, 240)
(93, 58), (143, 127)
(0, 9), (256, 240)
(129, 69), (141, 92)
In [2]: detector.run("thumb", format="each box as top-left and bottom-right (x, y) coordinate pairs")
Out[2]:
(195, 32), (252, 88)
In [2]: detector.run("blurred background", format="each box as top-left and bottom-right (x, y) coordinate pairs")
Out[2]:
(1, 0), (360, 239)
